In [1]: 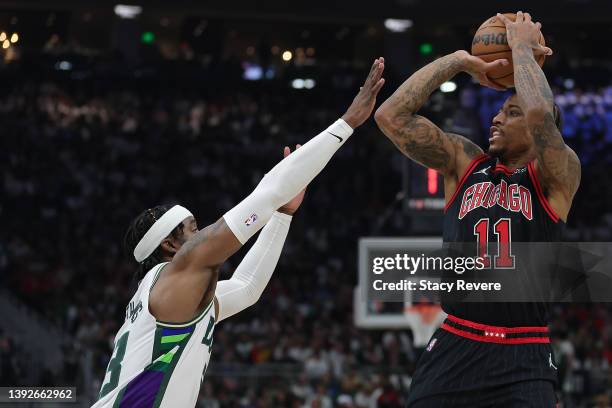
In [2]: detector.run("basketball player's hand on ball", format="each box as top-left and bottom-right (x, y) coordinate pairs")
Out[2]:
(455, 50), (508, 91)
(341, 57), (385, 129)
(278, 145), (306, 215)
(497, 12), (553, 56)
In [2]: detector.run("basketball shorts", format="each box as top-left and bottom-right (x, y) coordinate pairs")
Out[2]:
(405, 314), (559, 408)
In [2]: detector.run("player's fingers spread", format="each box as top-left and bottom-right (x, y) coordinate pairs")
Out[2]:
(284, 146), (290, 157)
(524, 12), (532, 22)
(296, 144), (302, 149)
(368, 59), (379, 76)
(364, 61), (378, 86)
(516, 11), (524, 22)
(373, 61), (383, 74)
(372, 78), (385, 94)
(535, 22), (542, 30)
(369, 65), (380, 83)
(496, 13), (509, 25)
(372, 63), (384, 82)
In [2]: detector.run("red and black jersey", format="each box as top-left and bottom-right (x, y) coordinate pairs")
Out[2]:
(442, 154), (565, 327)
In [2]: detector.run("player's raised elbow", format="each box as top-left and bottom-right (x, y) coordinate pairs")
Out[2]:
(374, 105), (390, 130)
(375, 104), (406, 138)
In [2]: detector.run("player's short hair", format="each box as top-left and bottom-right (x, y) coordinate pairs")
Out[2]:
(510, 92), (563, 132)
(124, 204), (185, 281)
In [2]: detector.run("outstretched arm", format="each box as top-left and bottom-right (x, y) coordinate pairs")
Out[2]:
(151, 61), (385, 323)
(499, 12), (580, 217)
(174, 58), (384, 270)
(375, 51), (505, 177)
(215, 146), (305, 322)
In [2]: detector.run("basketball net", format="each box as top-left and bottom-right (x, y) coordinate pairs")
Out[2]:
(404, 303), (446, 347)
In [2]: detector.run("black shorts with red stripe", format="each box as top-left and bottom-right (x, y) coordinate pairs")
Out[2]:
(405, 315), (559, 408)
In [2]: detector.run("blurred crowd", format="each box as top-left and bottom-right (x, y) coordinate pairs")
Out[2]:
(1, 71), (612, 407)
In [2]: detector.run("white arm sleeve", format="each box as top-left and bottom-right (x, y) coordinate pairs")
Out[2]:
(214, 211), (292, 322)
(223, 118), (353, 244)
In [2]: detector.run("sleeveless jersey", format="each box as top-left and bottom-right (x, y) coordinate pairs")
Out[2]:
(92, 263), (215, 408)
(442, 154), (565, 327)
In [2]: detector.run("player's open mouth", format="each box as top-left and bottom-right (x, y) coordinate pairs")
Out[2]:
(489, 126), (502, 141)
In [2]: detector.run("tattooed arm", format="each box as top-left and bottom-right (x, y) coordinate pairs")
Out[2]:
(500, 12), (580, 220)
(375, 50), (506, 180)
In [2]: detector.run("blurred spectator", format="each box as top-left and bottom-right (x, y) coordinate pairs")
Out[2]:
(1, 70), (611, 406)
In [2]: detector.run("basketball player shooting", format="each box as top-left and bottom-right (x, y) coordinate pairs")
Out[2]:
(375, 12), (580, 407)
(92, 59), (385, 408)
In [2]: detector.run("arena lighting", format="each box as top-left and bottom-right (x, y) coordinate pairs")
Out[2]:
(10, 33), (18, 43)
(564, 78), (575, 90)
(141, 32), (155, 44)
(291, 79), (304, 89)
(243, 64), (263, 81)
(303, 79), (316, 89)
(419, 42), (433, 55)
(0, 32), (6, 42)
(2, 40), (9, 49)
(282, 50), (292, 61)
(427, 168), (438, 195)
(114, 5), (143, 19)
(55, 60), (72, 71)
(384, 18), (413, 32)
(440, 81), (457, 93)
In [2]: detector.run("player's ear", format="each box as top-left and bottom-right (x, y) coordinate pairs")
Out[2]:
(160, 238), (180, 255)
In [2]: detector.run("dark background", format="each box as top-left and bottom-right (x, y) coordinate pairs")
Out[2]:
(1, 0), (611, 406)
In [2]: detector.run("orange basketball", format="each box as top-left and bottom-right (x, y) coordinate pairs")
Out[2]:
(471, 13), (546, 88)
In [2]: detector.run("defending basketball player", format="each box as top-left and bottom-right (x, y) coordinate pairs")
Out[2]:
(92, 58), (385, 408)
(375, 12), (580, 406)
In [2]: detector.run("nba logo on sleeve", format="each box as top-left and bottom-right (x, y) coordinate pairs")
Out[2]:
(244, 213), (258, 227)
(426, 338), (437, 352)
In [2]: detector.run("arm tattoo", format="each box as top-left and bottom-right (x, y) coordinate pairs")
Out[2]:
(512, 45), (580, 196)
(530, 111), (581, 196)
(449, 133), (483, 159)
(388, 115), (482, 174)
(377, 53), (483, 174)
(394, 53), (464, 115)
(513, 45), (554, 110)
(398, 115), (451, 171)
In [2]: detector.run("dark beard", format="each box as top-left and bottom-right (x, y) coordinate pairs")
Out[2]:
(487, 145), (504, 158)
